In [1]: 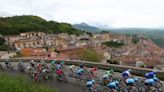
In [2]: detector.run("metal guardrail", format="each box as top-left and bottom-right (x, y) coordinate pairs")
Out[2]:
(0, 59), (164, 81)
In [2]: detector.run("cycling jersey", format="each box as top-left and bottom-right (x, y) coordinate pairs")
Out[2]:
(56, 64), (62, 69)
(87, 80), (95, 88)
(106, 69), (114, 76)
(126, 78), (135, 85)
(103, 74), (109, 79)
(144, 79), (156, 85)
(107, 81), (119, 89)
(51, 60), (56, 65)
(68, 65), (75, 69)
(76, 68), (84, 76)
(122, 70), (131, 78)
(90, 67), (97, 75)
(56, 69), (63, 75)
(145, 71), (156, 79)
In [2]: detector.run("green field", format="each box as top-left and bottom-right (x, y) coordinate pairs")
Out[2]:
(0, 72), (57, 92)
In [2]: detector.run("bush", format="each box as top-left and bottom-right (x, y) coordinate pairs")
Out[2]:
(107, 60), (119, 64)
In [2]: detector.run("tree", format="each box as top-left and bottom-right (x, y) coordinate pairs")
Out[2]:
(103, 41), (124, 48)
(0, 37), (9, 51)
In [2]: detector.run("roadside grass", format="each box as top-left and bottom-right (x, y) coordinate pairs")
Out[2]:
(0, 72), (57, 92)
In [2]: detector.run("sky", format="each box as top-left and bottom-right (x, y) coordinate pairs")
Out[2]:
(0, 0), (164, 28)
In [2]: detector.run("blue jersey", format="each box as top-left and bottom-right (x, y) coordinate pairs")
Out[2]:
(145, 72), (156, 79)
(144, 79), (156, 85)
(107, 81), (118, 89)
(126, 78), (135, 85)
(87, 81), (94, 87)
(76, 69), (84, 75)
(56, 64), (62, 69)
(122, 70), (131, 78)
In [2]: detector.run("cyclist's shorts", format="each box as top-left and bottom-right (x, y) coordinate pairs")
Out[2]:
(77, 72), (82, 76)
(108, 85), (117, 89)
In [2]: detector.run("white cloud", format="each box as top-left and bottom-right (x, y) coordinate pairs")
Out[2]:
(0, 0), (164, 28)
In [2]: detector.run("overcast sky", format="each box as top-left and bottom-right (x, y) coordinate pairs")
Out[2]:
(0, 0), (164, 28)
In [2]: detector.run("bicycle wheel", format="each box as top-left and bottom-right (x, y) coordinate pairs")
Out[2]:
(118, 82), (128, 92)
(155, 81), (163, 88)
(138, 85), (147, 92)
(128, 86), (139, 92)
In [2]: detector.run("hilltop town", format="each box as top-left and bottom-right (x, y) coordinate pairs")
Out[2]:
(1, 31), (164, 68)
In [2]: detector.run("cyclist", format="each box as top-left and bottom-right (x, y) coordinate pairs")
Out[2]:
(107, 81), (119, 90)
(40, 59), (47, 68)
(106, 69), (114, 78)
(144, 76), (161, 88)
(18, 60), (25, 72)
(32, 71), (39, 81)
(122, 69), (132, 79)
(79, 63), (84, 69)
(90, 67), (98, 76)
(102, 74), (109, 86)
(29, 60), (36, 68)
(68, 65), (75, 76)
(0, 63), (4, 70)
(125, 78), (138, 85)
(76, 68), (85, 78)
(55, 62), (62, 69)
(56, 68), (63, 80)
(51, 60), (56, 66)
(5, 59), (10, 68)
(87, 80), (95, 90)
(145, 71), (156, 79)
(144, 78), (156, 86)
(36, 63), (43, 73)
(42, 68), (50, 80)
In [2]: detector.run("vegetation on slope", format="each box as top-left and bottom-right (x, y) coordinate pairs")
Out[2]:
(103, 41), (124, 48)
(106, 28), (164, 48)
(0, 72), (57, 92)
(0, 15), (84, 35)
(0, 37), (9, 51)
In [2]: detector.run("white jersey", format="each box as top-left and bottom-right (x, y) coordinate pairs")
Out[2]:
(124, 70), (130, 75)
(69, 65), (75, 69)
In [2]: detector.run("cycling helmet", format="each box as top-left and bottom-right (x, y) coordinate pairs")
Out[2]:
(128, 69), (132, 72)
(115, 81), (119, 84)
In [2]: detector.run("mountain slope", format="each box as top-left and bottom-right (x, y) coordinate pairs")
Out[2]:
(105, 28), (164, 48)
(73, 23), (101, 33)
(0, 15), (84, 35)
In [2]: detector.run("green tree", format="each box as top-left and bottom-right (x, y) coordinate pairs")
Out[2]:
(0, 37), (9, 51)
(103, 41), (124, 48)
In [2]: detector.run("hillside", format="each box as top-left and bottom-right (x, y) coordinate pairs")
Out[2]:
(105, 28), (164, 48)
(0, 15), (84, 35)
(73, 23), (101, 33)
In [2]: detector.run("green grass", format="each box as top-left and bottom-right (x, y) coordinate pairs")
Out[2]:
(0, 72), (58, 92)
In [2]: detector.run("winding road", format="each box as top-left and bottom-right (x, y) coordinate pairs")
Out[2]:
(0, 61), (164, 92)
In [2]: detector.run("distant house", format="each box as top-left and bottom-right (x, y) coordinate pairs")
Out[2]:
(21, 48), (48, 57)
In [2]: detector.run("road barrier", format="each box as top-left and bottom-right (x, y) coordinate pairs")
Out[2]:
(0, 59), (164, 80)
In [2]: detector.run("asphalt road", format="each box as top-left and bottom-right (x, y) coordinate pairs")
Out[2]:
(0, 62), (163, 92)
